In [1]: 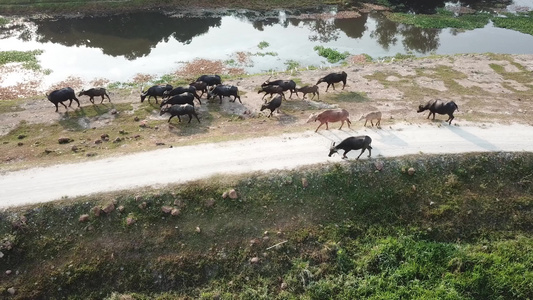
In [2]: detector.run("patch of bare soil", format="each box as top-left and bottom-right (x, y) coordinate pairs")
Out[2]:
(1, 54), (532, 170)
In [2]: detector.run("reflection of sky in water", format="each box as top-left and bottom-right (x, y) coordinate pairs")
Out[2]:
(2, 9), (533, 88)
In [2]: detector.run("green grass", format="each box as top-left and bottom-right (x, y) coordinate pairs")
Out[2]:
(1, 152), (532, 298)
(386, 10), (492, 30)
(493, 12), (533, 36)
(0, 50), (44, 71)
(313, 46), (350, 63)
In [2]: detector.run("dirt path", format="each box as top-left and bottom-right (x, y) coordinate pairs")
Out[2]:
(1, 122), (533, 208)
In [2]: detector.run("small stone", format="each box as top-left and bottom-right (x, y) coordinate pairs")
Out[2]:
(250, 257), (260, 264)
(155, 142), (165, 146)
(117, 205), (125, 212)
(58, 137), (72, 144)
(228, 189), (238, 199)
(17, 134), (26, 139)
(222, 191), (228, 198)
(408, 167), (416, 175)
(134, 116), (140, 122)
(71, 145), (79, 152)
(171, 208), (181, 216)
(7, 287), (15, 295)
(102, 203), (115, 214)
(281, 282), (288, 290)
(375, 161), (384, 171)
(6, 270), (12, 275)
(412, 185), (417, 191)
(126, 217), (136, 226)
(161, 206), (173, 214)
(94, 139), (102, 144)
(17, 142), (23, 146)
(195, 226), (201, 233)
(79, 214), (90, 222)
(138, 202), (147, 209)
(101, 133), (109, 140)
(91, 206), (102, 217)
(301, 178), (308, 188)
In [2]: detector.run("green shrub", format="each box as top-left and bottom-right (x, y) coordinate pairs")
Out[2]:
(313, 46), (350, 63)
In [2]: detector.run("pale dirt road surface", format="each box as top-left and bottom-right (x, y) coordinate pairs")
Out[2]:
(1, 122), (532, 208)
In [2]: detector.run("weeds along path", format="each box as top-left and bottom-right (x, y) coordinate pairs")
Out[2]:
(1, 122), (533, 208)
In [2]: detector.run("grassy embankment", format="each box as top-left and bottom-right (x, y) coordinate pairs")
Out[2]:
(0, 0), (338, 15)
(0, 152), (532, 299)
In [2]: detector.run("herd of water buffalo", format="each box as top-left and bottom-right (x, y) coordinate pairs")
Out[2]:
(45, 71), (458, 159)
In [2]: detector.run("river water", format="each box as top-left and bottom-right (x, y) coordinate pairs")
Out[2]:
(1, 4), (533, 88)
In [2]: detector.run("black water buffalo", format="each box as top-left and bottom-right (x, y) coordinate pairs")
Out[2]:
(160, 104), (200, 124)
(328, 135), (372, 160)
(78, 88), (111, 104)
(417, 99), (459, 125)
(196, 75), (221, 87)
(163, 86), (201, 104)
(261, 79), (298, 98)
(258, 85), (285, 101)
(189, 81), (208, 98)
(140, 84), (173, 104)
(260, 95), (282, 118)
(160, 93), (196, 108)
(207, 85), (241, 104)
(296, 85), (319, 100)
(316, 71), (347, 92)
(47, 87), (80, 112)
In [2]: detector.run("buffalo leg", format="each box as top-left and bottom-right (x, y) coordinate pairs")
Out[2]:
(194, 113), (201, 123)
(339, 120), (345, 130)
(315, 123), (324, 132)
(342, 150), (351, 159)
(356, 148), (366, 160)
(325, 84), (331, 92)
(168, 115), (174, 123)
(187, 114), (193, 123)
(342, 81), (346, 90)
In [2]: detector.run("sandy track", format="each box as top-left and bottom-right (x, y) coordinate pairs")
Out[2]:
(1, 123), (532, 208)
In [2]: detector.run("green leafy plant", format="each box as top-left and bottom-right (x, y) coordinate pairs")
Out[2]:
(257, 41), (270, 49)
(313, 46), (350, 63)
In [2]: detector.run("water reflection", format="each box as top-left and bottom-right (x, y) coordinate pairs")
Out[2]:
(31, 12), (222, 60)
(1, 4), (533, 86)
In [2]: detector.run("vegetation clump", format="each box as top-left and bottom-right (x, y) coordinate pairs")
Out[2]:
(0, 50), (44, 71)
(314, 46), (350, 63)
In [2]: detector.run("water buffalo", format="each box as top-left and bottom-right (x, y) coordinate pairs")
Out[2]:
(140, 84), (173, 104)
(417, 99), (459, 125)
(296, 85), (319, 100)
(160, 93), (196, 108)
(316, 71), (347, 92)
(207, 85), (241, 104)
(78, 88), (111, 104)
(160, 104), (200, 124)
(196, 75), (221, 87)
(307, 109), (351, 132)
(328, 135), (372, 160)
(359, 111), (382, 127)
(260, 95), (282, 118)
(189, 81), (208, 98)
(163, 86), (201, 104)
(258, 85), (285, 101)
(47, 87), (80, 112)
(261, 78), (298, 98)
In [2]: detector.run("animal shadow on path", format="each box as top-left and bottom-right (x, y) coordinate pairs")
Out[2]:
(445, 125), (499, 151)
